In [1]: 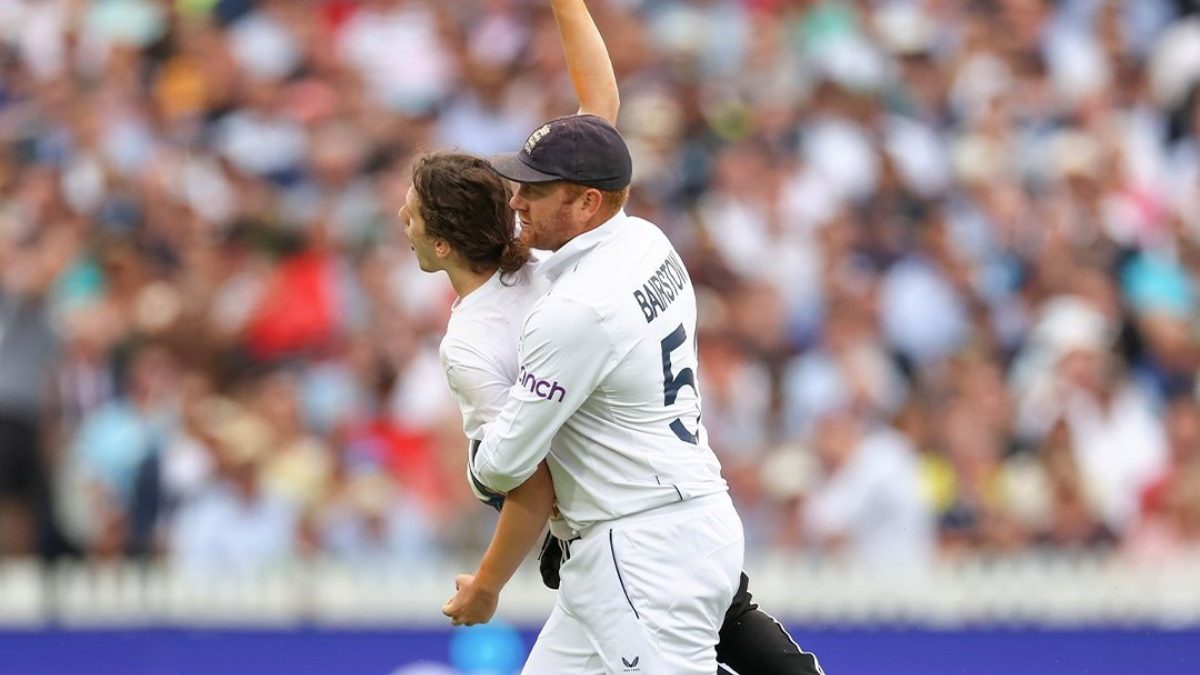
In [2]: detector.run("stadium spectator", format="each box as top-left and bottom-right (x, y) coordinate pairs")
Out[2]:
(0, 0), (1195, 570)
(0, 210), (69, 556)
(802, 407), (935, 569)
(169, 421), (301, 577)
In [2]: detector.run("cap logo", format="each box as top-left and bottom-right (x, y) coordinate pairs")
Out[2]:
(523, 123), (552, 154)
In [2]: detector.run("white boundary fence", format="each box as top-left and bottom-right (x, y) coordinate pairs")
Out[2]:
(2, 553), (1199, 628)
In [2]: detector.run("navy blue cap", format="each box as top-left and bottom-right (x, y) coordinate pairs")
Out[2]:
(488, 114), (632, 191)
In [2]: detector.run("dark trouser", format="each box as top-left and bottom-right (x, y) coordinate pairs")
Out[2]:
(0, 412), (77, 560)
(716, 572), (827, 675)
(0, 414), (41, 501)
(0, 413), (45, 556)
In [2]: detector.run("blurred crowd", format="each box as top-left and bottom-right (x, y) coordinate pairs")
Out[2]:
(0, 0), (1198, 575)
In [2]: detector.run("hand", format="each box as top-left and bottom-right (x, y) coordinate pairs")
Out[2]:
(442, 574), (500, 626)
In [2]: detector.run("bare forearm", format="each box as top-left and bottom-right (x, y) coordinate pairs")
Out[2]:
(550, 0), (619, 124)
(474, 461), (556, 593)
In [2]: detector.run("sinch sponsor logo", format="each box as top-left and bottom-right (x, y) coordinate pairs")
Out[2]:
(518, 366), (567, 402)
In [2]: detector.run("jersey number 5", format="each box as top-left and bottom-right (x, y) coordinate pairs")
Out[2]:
(661, 323), (699, 444)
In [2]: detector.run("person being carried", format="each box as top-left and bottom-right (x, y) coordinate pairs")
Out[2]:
(402, 4), (826, 672)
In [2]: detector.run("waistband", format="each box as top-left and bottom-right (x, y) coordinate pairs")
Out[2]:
(575, 490), (732, 540)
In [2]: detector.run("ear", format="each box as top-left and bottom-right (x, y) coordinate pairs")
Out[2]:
(576, 188), (604, 220)
(433, 238), (453, 259)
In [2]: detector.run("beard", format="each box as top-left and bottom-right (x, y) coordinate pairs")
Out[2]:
(521, 204), (578, 251)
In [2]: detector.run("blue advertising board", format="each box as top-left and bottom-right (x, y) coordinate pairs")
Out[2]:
(1, 624), (1195, 675)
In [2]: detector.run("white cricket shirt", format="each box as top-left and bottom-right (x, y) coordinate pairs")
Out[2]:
(439, 263), (546, 441)
(472, 211), (729, 532)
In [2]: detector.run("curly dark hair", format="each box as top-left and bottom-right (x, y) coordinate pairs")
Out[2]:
(410, 152), (529, 276)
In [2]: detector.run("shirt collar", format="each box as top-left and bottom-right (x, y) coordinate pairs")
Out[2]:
(538, 210), (628, 284)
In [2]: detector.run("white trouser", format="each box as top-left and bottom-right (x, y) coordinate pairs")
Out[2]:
(523, 492), (744, 675)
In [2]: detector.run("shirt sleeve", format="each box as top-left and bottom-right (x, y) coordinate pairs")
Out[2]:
(471, 297), (614, 493)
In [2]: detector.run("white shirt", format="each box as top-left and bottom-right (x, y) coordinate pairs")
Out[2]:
(336, 3), (456, 113)
(472, 212), (728, 532)
(439, 264), (546, 441)
(1066, 385), (1169, 532)
(170, 484), (298, 577)
(804, 429), (934, 569)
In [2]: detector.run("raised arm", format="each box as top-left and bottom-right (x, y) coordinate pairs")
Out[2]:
(550, 0), (619, 124)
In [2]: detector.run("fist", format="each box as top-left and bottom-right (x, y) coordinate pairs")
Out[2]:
(441, 574), (500, 626)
